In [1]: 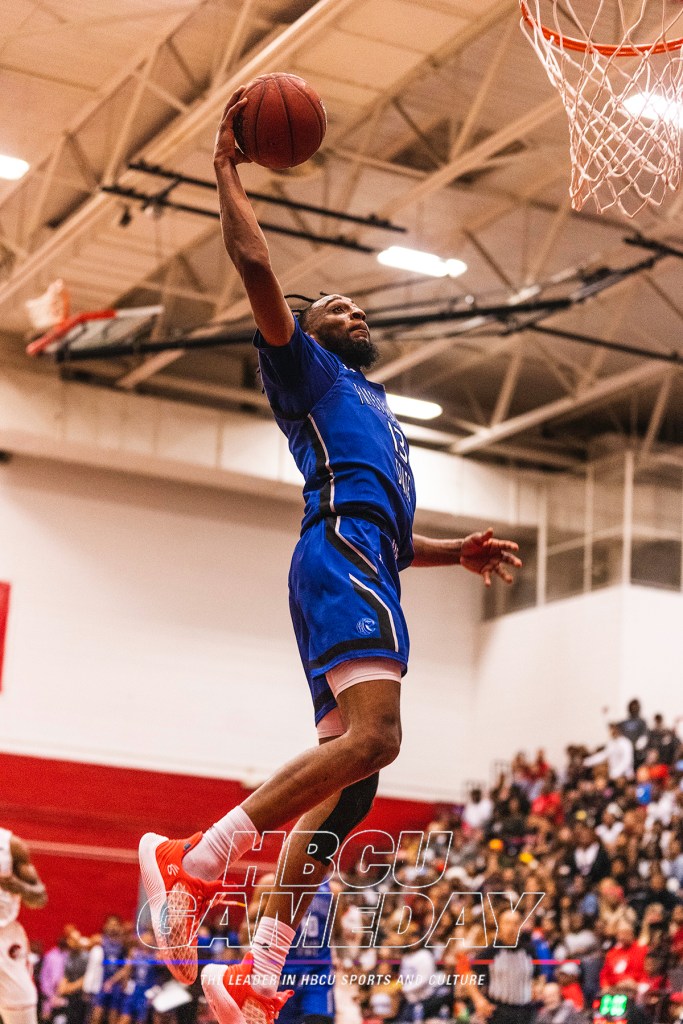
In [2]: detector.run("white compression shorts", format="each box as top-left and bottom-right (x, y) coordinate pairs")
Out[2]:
(316, 657), (402, 739)
(0, 922), (37, 1020)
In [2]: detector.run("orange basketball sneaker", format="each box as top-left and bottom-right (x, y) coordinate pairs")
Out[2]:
(201, 955), (293, 1024)
(138, 831), (223, 984)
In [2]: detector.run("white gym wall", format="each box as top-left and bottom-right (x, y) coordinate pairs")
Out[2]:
(1, 442), (680, 801)
(0, 455), (479, 801)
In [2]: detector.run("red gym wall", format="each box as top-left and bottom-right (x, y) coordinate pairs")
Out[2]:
(0, 752), (440, 948)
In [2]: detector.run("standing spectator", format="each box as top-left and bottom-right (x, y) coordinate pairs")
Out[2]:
(646, 715), (679, 766)
(619, 700), (648, 768)
(462, 788), (493, 834)
(59, 930), (89, 1024)
(39, 929), (72, 1021)
(585, 724), (634, 781)
(88, 915), (124, 1024)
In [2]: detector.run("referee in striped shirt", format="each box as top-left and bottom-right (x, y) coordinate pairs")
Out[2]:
(469, 911), (541, 1024)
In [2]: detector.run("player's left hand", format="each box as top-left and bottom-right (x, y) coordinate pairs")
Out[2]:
(460, 528), (522, 587)
(0, 874), (22, 894)
(214, 88), (252, 168)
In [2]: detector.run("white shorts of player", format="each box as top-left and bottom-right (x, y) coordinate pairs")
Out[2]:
(0, 921), (38, 1024)
(317, 657), (401, 739)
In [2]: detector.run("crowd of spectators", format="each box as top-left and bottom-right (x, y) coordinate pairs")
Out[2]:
(30, 699), (683, 1024)
(332, 700), (683, 1024)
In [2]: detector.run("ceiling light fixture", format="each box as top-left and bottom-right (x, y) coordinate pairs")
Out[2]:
(622, 92), (683, 126)
(386, 393), (443, 420)
(377, 245), (467, 279)
(0, 155), (29, 181)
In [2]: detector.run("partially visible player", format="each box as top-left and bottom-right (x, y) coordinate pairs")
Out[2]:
(0, 828), (47, 1024)
(89, 916), (125, 1024)
(277, 880), (334, 1024)
(116, 929), (159, 1024)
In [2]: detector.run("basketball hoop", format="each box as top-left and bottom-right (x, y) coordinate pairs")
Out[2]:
(519, 1), (683, 217)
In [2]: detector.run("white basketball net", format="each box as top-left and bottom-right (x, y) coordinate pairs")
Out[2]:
(520, 1), (683, 217)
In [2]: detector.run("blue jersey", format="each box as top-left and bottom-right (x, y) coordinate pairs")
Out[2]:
(128, 947), (157, 991)
(256, 322), (416, 569)
(101, 936), (123, 980)
(287, 880), (333, 971)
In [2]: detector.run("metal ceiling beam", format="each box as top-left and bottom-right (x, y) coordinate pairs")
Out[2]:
(0, 0), (357, 312)
(376, 97), (562, 220)
(452, 362), (673, 455)
(113, 3), (530, 386)
(490, 343), (524, 426)
(639, 371), (675, 463)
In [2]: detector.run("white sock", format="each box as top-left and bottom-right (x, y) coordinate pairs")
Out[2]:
(250, 916), (296, 996)
(182, 805), (258, 882)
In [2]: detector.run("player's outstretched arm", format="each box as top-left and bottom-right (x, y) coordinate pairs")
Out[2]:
(411, 528), (521, 587)
(214, 89), (294, 347)
(1, 835), (47, 908)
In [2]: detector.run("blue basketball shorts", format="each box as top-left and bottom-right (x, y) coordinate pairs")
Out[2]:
(119, 987), (149, 1022)
(277, 969), (335, 1024)
(94, 985), (122, 1011)
(288, 515), (409, 727)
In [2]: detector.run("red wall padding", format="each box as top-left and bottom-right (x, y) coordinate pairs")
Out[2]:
(0, 753), (438, 948)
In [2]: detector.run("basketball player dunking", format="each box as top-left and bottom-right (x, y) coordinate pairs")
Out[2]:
(0, 829), (47, 1024)
(138, 88), (522, 1024)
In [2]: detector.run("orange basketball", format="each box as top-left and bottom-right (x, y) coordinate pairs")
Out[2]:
(233, 72), (326, 170)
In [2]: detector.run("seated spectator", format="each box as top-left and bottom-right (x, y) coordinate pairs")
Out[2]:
(637, 952), (668, 1018)
(569, 823), (611, 886)
(635, 767), (652, 807)
(394, 925), (439, 1023)
(532, 915), (557, 981)
(555, 963), (585, 1011)
(554, 912), (599, 962)
(597, 805), (624, 852)
(534, 983), (585, 1024)
(491, 794), (529, 855)
(366, 950), (401, 1023)
(531, 777), (565, 831)
(598, 879), (637, 939)
(599, 922), (647, 991)
(646, 778), (677, 828)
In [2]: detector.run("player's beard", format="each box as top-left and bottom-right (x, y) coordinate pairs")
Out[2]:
(317, 326), (379, 370)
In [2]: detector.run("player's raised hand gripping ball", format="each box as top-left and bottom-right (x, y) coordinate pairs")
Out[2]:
(232, 72), (326, 169)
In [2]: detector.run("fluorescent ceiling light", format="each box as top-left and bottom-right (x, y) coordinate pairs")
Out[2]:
(623, 92), (683, 126)
(386, 392), (442, 420)
(0, 155), (29, 180)
(377, 245), (467, 278)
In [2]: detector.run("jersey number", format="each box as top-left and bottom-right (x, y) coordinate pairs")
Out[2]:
(388, 421), (409, 464)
